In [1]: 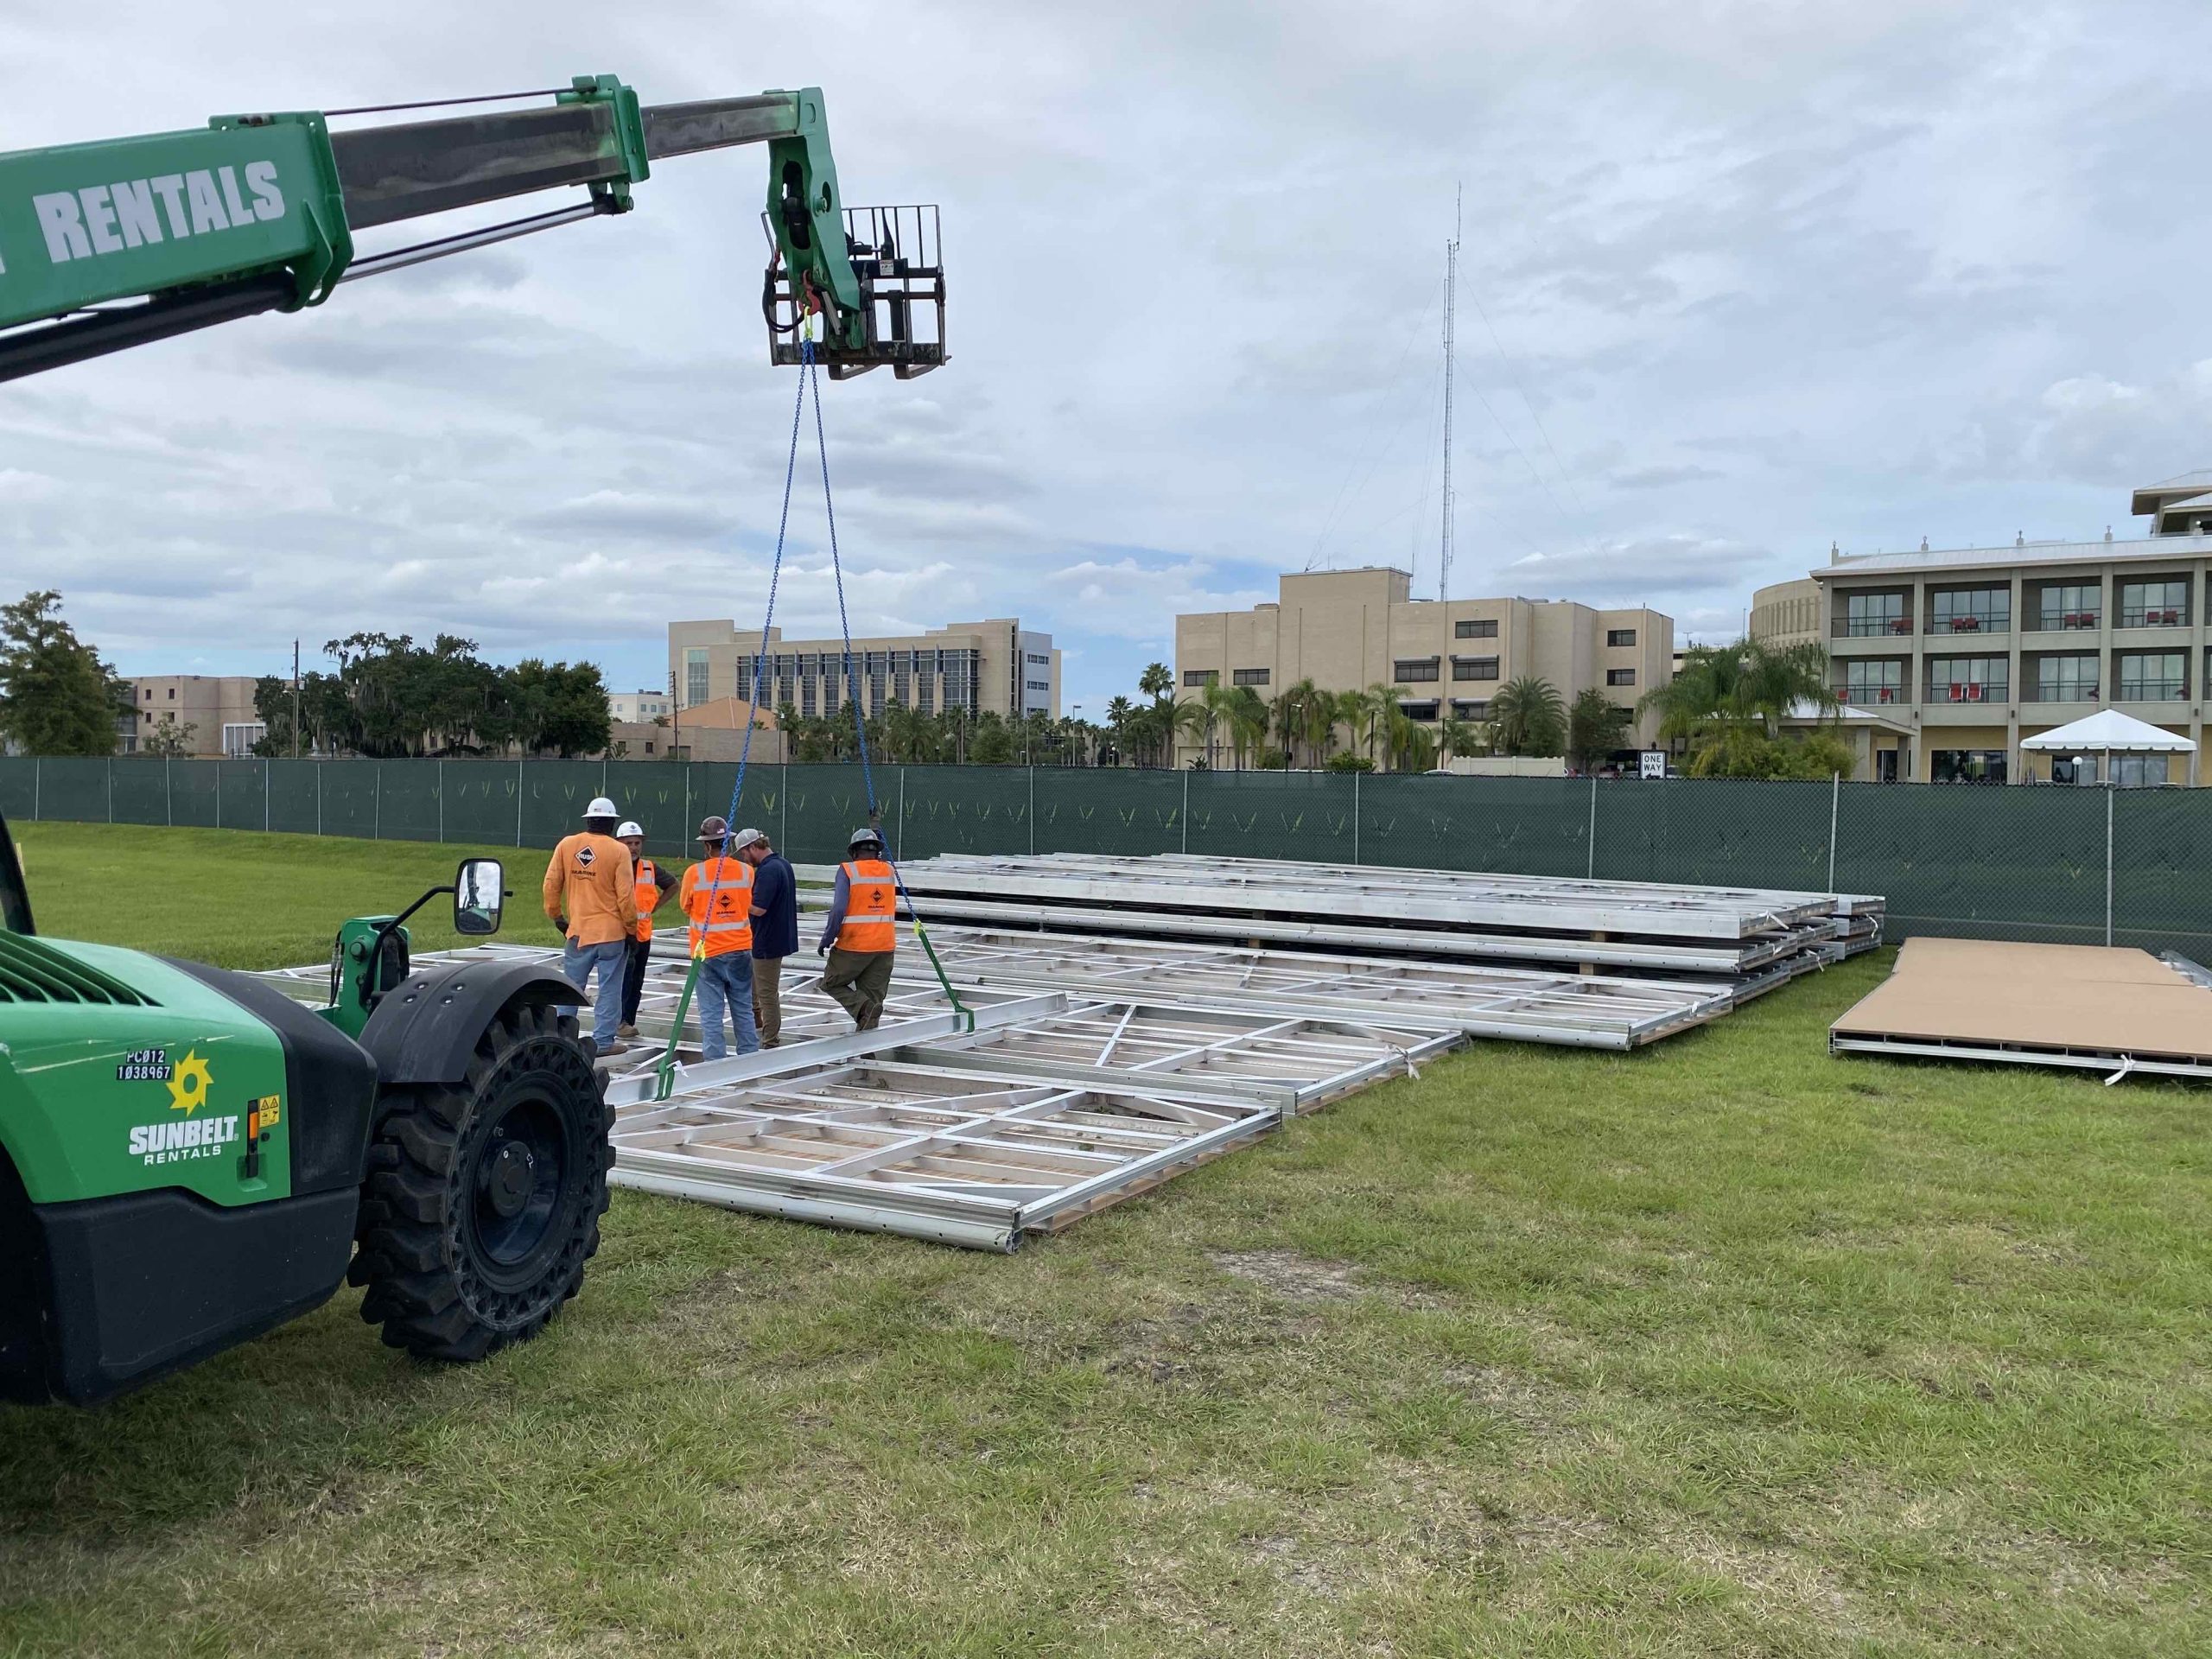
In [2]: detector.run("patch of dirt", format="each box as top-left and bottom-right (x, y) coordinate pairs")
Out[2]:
(1207, 1249), (1367, 1304)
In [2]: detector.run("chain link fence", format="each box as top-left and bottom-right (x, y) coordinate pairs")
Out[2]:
(3, 758), (2203, 955)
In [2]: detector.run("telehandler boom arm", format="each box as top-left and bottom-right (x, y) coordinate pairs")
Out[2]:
(0, 76), (944, 383)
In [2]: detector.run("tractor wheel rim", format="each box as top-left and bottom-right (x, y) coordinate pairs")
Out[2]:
(469, 1088), (569, 1275)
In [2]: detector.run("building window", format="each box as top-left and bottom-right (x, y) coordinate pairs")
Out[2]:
(221, 721), (265, 758)
(1450, 699), (1490, 719)
(1182, 669), (1218, 688)
(1842, 659), (1905, 705)
(1925, 656), (2008, 704)
(1932, 749), (2008, 785)
(1842, 592), (1908, 638)
(1454, 619), (1499, 639)
(1398, 700), (1440, 721)
(2031, 654), (2100, 702)
(1394, 657), (1440, 683)
(2035, 582), (2101, 631)
(2119, 651), (2186, 701)
(167, 687), (175, 700)
(1929, 587), (2010, 635)
(1605, 628), (1637, 648)
(1605, 668), (1636, 687)
(143, 687), (152, 701)
(2120, 579), (2190, 628)
(1232, 667), (1270, 686)
(1026, 652), (1050, 665)
(1452, 656), (1500, 682)
(684, 647), (709, 706)
(1026, 680), (1050, 692)
(2113, 753), (2172, 788)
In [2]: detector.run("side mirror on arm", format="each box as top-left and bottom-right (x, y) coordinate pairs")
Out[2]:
(454, 858), (506, 937)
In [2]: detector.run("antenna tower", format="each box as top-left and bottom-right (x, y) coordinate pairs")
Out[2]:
(1440, 187), (1459, 604)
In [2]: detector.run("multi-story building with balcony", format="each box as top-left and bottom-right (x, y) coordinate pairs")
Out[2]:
(1812, 473), (2212, 784)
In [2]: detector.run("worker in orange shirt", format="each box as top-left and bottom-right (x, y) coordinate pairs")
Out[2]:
(542, 795), (637, 1056)
(615, 819), (677, 1041)
(817, 826), (900, 1030)
(678, 816), (760, 1059)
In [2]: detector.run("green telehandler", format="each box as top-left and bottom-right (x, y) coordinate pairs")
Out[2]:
(0, 72), (944, 1402)
(0, 816), (612, 1404)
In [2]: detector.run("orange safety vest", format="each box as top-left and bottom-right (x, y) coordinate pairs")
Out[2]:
(632, 857), (660, 941)
(836, 858), (898, 953)
(680, 856), (754, 958)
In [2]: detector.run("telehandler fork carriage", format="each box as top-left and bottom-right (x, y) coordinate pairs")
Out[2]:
(0, 76), (944, 382)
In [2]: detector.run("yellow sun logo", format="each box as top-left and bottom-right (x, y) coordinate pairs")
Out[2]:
(166, 1050), (212, 1116)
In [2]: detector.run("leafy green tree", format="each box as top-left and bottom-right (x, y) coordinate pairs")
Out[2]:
(1436, 715), (1482, 766)
(140, 715), (197, 758)
(0, 591), (127, 756)
(1566, 689), (1633, 771)
(1490, 676), (1566, 757)
(969, 711), (1016, 765)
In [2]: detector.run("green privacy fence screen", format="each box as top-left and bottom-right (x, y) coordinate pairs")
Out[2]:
(2, 759), (2203, 955)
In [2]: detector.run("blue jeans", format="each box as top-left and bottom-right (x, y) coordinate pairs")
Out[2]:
(562, 938), (629, 1052)
(695, 952), (760, 1061)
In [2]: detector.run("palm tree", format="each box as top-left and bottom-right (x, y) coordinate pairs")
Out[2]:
(1639, 638), (1837, 770)
(1105, 695), (1134, 766)
(1436, 714), (1479, 768)
(1490, 676), (1566, 757)
(1226, 684), (1269, 768)
(1332, 687), (1375, 766)
(1168, 695), (1211, 767)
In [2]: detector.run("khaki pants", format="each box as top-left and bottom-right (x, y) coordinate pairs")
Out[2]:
(820, 946), (895, 1031)
(752, 955), (785, 1047)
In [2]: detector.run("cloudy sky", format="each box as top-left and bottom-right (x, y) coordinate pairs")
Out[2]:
(4, 1), (2209, 713)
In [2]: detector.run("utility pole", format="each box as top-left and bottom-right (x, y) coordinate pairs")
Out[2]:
(290, 639), (301, 759)
(669, 668), (681, 762)
(1440, 185), (1459, 605)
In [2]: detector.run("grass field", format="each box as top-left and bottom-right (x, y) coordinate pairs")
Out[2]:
(1, 823), (2207, 1656)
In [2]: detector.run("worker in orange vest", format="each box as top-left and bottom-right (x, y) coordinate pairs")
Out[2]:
(542, 795), (637, 1056)
(615, 819), (676, 1041)
(817, 826), (899, 1030)
(678, 815), (760, 1059)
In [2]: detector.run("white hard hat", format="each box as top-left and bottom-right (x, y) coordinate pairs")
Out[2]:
(615, 820), (645, 840)
(584, 796), (619, 818)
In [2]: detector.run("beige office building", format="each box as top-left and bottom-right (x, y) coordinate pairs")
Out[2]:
(1174, 568), (1674, 764)
(121, 675), (264, 757)
(1815, 473), (2212, 785)
(670, 619), (1059, 724)
(1750, 577), (1821, 648)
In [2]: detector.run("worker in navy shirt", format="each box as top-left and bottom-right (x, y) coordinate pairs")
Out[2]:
(734, 827), (799, 1047)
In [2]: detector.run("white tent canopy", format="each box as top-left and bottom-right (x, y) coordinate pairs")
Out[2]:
(2020, 709), (2197, 753)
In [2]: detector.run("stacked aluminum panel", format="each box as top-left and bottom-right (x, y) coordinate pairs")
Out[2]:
(893, 854), (1879, 988)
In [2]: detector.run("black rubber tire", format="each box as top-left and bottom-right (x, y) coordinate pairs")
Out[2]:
(348, 1002), (612, 1362)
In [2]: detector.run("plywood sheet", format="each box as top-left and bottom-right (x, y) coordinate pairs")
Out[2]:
(1832, 938), (2212, 1061)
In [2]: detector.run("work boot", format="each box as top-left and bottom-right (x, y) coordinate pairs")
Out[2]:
(618, 1022), (639, 1039)
(597, 1041), (630, 1059)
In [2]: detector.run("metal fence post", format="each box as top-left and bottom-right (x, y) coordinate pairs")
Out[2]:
(373, 763), (381, 841)
(316, 762), (323, 836)
(215, 762), (221, 829)
(1586, 775), (1598, 880)
(437, 759), (445, 844)
(516, 759), (524, 847)
(165, 755), (172, 827)
(1180, 770), (1190, 855)
(1827, 772), (1840, 893)
(2106, 784), (2116, 947)
(682, 763), (692, 860)
(1352, 771), (1361, 866)
(263, 761), (270, 833)
(30, 757), (37, 821)
(1028, 766), (1036, 855)
(780, 762), (790, 849)
(106, 756), (112, 823)
(899, 766), (908, 854)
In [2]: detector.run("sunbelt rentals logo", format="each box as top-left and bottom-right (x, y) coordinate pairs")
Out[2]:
(126, 1047), (238, 1164)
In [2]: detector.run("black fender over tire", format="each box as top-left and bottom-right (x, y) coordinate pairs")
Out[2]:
(347, 1001), (612, 1362)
